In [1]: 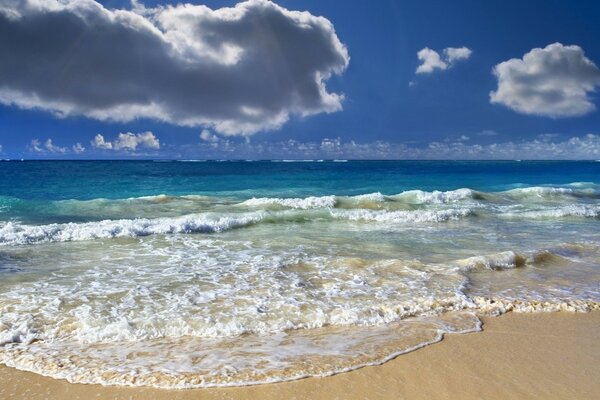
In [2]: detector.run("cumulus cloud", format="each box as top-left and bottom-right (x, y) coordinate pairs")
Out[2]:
(416, 46), (472, 74)
(114, 132), (160, 151)
(444, 47), (472, 63)
(200, 129), (220, 144)
(0, 0), (349, 135)
(92, 132), (160, 151)
(29, 138), (68, 153)
(92, 134), (113, 150)
(416, 48), (448, 74)
(72, 143), (86, 154)
(29, 139), (43, 153)
(490, 43), (600, 117)
(44, 139), (68, 153)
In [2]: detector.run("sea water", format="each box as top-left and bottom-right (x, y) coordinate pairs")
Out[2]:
(0, 160), (598, 387)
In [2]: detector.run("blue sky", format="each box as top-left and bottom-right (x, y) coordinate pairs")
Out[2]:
(1, 0), (600, 159)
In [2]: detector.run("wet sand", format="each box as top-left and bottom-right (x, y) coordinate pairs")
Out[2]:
(1, 311), (599, 400)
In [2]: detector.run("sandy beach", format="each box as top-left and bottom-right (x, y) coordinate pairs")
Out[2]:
(1, 311), (598, 400)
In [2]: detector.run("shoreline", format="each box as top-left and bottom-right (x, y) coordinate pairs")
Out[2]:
(1, 311), (599, 399)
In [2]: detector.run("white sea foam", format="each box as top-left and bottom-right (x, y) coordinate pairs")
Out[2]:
(0, 212), (265, 245)
(242, 195), (337, 209)
(501, 205), (600, 219)
(0, 207), (478, 246)
(331, 208), (473, 223)
(351, 192), (386, 202)
(241, 193), (391, 210)
(503, 186), (600, 201)
(471, 296), (600, 315)
(0, 312), (483, 388)
(506, 186), (574, 196)
(0, 236), (599, 388)
(391, 188), (477, 204)
(240, 188), (480, 212)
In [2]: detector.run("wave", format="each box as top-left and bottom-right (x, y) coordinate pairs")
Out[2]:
(389, 188), (480, 204)
(503, 186), (599, 201)
(241, 195), (337, 209)
(165, 186), (597, 211)
(501, 205), (600, 219)
(453, 248), (580, 272)
(0, 213), (265, 245)
(0, 207), (477, 245)
(330, 208), (473, 223)
(506, 186), (575, 196)
(1, 183), (597, 216)
(1, 183), (599, 238)
(455, 251), (528, 271)
(240, 188), (479, 210)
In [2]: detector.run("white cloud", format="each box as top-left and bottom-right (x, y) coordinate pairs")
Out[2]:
(490, 43), (600, 117)
(420, 134), (600, 159)
(0, 0), (349, 135)
(0, 144), (3, 153)
(444, 47), (472, 63)
(416, 46), (472, 74)
(200, 129), (220, 143)
(176, 134), (600, 160)
(29, 139), (43, 153)
(92, 134), (113, 150)
(92, 132), (160, 151)
(44, 138), (67, 153)
(416, 48), (448, 74)
(114, 132), (160, 151)
(29, 138), (68, 153)
(72, 143), (85, 153)
(320, 137), (342, 152)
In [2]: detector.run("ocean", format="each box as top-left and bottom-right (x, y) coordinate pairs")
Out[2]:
(0, 160), (599, 388)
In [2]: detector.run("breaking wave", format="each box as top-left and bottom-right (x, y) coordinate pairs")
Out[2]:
(0, 206), (478, 245)
(501, 205), (600, 219)
(0, 213), (265, 245)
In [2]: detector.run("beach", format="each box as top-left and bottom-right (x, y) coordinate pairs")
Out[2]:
(1, 311), (599, 400)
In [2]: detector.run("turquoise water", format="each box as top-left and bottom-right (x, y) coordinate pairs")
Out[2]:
(2, 160), (600, 200)
(0, 161), (599, 387)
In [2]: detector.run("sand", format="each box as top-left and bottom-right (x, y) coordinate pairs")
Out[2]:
(1, 311), (599, 400)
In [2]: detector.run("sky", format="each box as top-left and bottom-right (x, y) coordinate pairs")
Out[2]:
(1, 0), (600, 159)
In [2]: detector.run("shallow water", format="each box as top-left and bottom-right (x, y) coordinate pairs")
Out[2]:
(0, 161), (599, 387)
